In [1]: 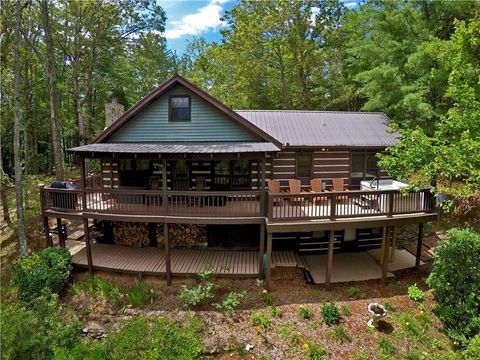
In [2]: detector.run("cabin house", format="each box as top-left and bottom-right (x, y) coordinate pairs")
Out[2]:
(40, 75), (437, 289)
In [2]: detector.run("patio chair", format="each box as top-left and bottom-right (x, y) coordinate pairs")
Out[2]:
(288, 179), (306, 203)
(267, 179), (284, 205)
(328, 178), (349, 202)
(309, 178), (328, 205)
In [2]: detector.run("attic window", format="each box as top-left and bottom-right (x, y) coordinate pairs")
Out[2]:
(169, 95), (191, 122)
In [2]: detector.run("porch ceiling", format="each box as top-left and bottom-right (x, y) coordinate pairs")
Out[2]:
(68, 142), (280, 156)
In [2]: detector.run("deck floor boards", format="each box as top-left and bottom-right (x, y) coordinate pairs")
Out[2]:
(71, 243), (302, 276)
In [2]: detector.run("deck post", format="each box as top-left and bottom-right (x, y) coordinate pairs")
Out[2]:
(80, 156), (87, 211)
(329, 194), (336, 220)
(43, 216), (52, 247)
(260, 158), (266, 216)
(56, 217), (66, 248)
(258, 223), (265, 277)
(381, 226), (390, 285)
(265, 232), (272, 290)
(164, 223), (171, 286)
(415, 223), (424, 268)
(83, 217), (93, 277)
(162, 159), (167, 214)
(325, 230), (335, 290)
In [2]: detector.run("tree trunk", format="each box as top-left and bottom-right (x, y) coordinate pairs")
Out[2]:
(72, 63), (86, 146)
(41, 0), (64, 180)
(14, 0), (28, 256)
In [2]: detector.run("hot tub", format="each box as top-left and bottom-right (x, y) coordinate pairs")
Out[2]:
(360, 179), (423, 213)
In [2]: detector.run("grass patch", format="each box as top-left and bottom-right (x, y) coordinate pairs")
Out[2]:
(125, 281), (154, 307)
(298, 304), (314, 319)
(378, 336), (396, 357)
(250, 311), (272, 330)
(328, 325), (352, 343)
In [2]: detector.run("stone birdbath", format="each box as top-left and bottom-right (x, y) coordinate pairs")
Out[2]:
(367, 303), (388, 328)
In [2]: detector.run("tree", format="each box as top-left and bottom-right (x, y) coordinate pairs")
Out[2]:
(378, 19), (480, 196)
(13, 0), (28, 256)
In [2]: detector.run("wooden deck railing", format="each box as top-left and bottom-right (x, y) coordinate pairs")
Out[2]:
(267, 189), (435, 222)
(40, 186), (434, 221)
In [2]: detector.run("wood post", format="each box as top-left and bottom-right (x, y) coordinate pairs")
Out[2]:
(415, 223), (424, 268)
(164, 223), (171, 285)
(325, 230), (335, 290)
(258, 223), (265, 277)
(265, 232), (272, 290)
(56, 217), (65, 248)
(83, 217), (93, 277)
(43, 216), (52, 247)
(260, 158), (266, 216)
(329, 195), (336, 220)
(162, 159), (167, 214)
(390, 225), (397, 262)
(381, 226), (390, 285)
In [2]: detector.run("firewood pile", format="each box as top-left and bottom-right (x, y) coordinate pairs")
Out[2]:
(157, 224), (207, 247)
(113, 222), (149, 247)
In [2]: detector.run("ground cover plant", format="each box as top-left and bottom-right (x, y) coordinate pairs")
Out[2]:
(213, 290), (246, 313)
(321, 302), (340, 326)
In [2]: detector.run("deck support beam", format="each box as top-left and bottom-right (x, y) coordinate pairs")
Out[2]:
(381, 226), (390, 285)
(260, 158), (266, 215)
(325, 230), (335, 290)
(162, 160), (167, 214)
(83, 218), (93, 277)
(415, 222), (424, 268)
(164, 223), (171, 286)
(258, 223), (265, 277)
(265, 232), (272, 290)
(43, 216), (51, 247)
(57, 218), (65, 248)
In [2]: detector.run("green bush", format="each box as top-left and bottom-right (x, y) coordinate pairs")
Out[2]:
(321, 302), (340, 326)
(213, 291), (246, 312)
(12, 247), (72, 303)
(0, 296), (80, 359)
(463, 333), (480, 360)
(126, 281), (154, 307)
(408, 283), (424, 302)
(179, 283), (215, 307)
(427, 228), (480, 346)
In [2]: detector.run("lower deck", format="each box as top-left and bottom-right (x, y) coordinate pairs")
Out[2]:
(71, 243), (303, 276)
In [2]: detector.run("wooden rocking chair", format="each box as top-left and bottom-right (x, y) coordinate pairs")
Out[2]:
(267, 179), (284, 205)
(328, 178), (349, 202)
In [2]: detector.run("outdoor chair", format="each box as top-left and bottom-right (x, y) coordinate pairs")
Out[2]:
(327, 178), (349, 202)
(268, 179), (284, 205)
(288, 179), (306, 203)
(309, 178), (328, 205)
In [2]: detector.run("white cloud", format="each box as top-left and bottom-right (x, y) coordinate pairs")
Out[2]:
(344, 2), (358, 9)
(164, 0), (227, 39)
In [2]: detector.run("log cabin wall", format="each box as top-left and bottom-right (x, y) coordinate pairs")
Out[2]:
(269, 149), (351, 190)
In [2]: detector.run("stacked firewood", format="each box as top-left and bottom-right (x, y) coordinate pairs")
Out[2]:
(113, 222), (149, 247)
(156, 224), (207, 247)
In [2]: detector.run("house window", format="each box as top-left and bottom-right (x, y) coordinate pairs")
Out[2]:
(169, 95), (191, 122)
(296, 153), (312, 178)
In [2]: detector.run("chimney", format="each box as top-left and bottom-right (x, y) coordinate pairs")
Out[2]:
(105, 96), (124, 128)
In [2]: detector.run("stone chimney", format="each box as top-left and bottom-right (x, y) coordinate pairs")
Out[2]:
(105, 96), (125, 128)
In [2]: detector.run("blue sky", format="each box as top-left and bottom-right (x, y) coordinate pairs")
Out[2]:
(159, 0), (360, 55)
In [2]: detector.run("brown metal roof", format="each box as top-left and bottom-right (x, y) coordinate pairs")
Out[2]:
(235, 110), (398, 147)
(68, 142), (280, 155)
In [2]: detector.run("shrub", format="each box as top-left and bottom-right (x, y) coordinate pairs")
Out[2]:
(298, 304), (314, 319)
(12, 247), (72, 303)
(378, 336), (396, 357)
(408, 283), (424, 302)
(126, 281), (154, 307)
(179, 283), (215, 307)
(348, 286), (360, 298)
(427, 228), (480, 345)
(69, 282), (83, 296)
(463, 333), (480, 360)
(321, 302), (340, 326)
(328, 325), (352, 342)
(109, 286), (123, 306)
(250, 311), (272, 330)
(197, 268), (215, 281)
(213, 291), (246, 312)
(1, 296), (80, 359)
(303, 341), (327, 359)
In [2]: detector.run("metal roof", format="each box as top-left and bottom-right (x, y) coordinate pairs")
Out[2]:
(68, 142), (280, 154)
(235, 110), (398, 147)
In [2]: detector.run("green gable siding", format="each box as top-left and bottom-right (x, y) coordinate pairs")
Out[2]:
(108, 85), (261, 142)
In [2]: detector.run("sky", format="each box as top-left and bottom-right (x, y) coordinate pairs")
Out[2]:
(159, 0), (360, 55)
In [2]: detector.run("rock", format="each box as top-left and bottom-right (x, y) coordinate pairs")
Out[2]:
(245, 344), (254, 351)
